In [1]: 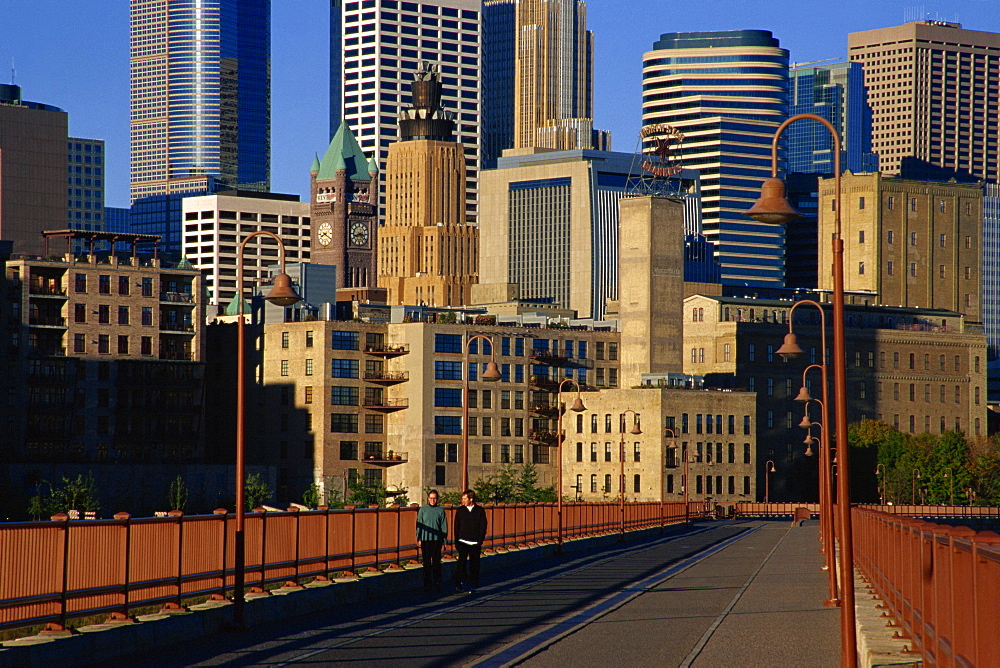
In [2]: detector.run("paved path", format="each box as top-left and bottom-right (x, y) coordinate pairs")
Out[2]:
(115, 520), (840, 667)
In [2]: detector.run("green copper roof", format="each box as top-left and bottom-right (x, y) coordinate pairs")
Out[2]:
(367, 154), (379, 176)
(224, 292), (251, 316)
(176, 256), (193, 270)
(310, 153), (321, 174)
(318, 123), (372, 181)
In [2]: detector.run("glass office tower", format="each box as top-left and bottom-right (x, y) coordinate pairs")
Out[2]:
(641, 30), (789, 288)
(788, 61), (878, 175)
(130, 0), (270, 202)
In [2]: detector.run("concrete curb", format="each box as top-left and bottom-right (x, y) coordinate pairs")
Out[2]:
(0, 525), (675, 668)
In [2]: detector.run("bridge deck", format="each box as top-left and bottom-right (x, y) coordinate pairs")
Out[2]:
(115, 520), (841, 667)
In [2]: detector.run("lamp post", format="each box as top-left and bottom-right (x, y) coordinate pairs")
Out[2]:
(555, 379), (586, 549)
(619, 410), (641, 540)
(234, 231), (301, 627)
(943, 468), (954, 506)
(663, 428), (678, 528)
(764, 460), (776, 503)
(746, 113), (856, 666)
(875, 464), (886, 505)
(779, 306), (837, 601)
(911, 469), (921, 505)
(462, 335), (501, 492)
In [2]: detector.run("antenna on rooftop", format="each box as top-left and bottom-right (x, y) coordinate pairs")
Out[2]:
(10, 58), (15, 84)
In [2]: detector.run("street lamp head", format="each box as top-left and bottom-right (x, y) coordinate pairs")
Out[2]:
(768, 463), (776, 473)
(630, 423), (642, 435)
(776, 332), (805, 360)
(746, 177), (803, 225)
(793, 385), (813, 403)
(265, 272), (302, 307)
(804, 440), (814, 457)
(570, 396), (586, 412)
(482, 360), (502, 382)
(798, 413), (814, 429)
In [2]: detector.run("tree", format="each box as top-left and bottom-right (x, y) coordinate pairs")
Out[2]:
(28, 472), (101, 518)
(302, 483), (321, 510)
(167, 475), (188, 512)
(244, 473), (273, 511)
(346, 476), (385, 507)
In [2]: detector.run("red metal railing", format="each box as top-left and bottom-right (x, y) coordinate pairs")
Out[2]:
(0, 501), (706, 634)
(733, 502), (820, 517)
(852, 507), (1000, 666)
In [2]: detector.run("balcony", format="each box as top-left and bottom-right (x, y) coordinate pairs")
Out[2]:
(362, 397), (409, 412)
(28, 346), (66, 357)
(530, 348), (570, 366)
(363, 370), (409, 385)
(364, 344), (409, 358)
(160, 322), (195, 333)
(159, 352), (193, 361)
(529, 374), (558, 391)
(530, 403), (559, 417)
(362, 451), (408, 466)
(160, 292), (194, 304)
(29, 315), (67, 328)
(529, 430), (559, 445)
(28, 284), (67, 298)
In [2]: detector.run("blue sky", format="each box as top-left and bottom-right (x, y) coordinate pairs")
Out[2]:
(1, 0), (997, 208)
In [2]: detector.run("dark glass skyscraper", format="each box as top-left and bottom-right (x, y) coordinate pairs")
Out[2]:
(329, 0), (343, 139)
(788, 61), (878, 175)
(481, 0), (515, 169)
(130, 0), (270, 202)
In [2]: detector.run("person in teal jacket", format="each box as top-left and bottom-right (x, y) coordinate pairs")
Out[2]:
(416, 489), (448, 592)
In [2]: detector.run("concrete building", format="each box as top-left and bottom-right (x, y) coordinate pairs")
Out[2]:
(683, 294), (988, 499)
(0, 84), (67, 257)
(641, 30), (789, 288)
(378, 64), (478, 307)
(817, 173), (982, 323)
(129, 0), (270, 201)
(67, 138), (107, 235)
(181, 191), (312, 309)
(2, 230), (206, 465)
(511, 0), (608, 152)
(848, 21), (1000, 182)
(563, 387), (757, 505)
(335, 0), (482, 224)
(310, 124), (380, 291)
(788, 61), (878, 175)
(477, 149), (699, 320)
(260, 313), (622, 500)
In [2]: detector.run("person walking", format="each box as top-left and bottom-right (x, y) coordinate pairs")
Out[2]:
(453, 489), (487, 594)
(416, 489), (447, 592)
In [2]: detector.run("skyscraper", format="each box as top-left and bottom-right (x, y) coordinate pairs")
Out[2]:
(481, 0), (515, 169)
(848, 21), (1000, 182)
(129, 0), (270, 202)
(788, 61), (878, 175)
(0, 84), (67, 256)
(336, 0), (481, 223)
(378, 65), (478, 307)
(641, 30), (789, 288)
(511, 0), (608, 152)
(67, 138), (106, 233)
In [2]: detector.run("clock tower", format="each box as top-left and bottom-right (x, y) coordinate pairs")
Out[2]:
(309, 122), (379, 289)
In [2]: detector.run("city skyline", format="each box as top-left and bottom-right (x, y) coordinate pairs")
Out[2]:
(2, 0), (999, 209)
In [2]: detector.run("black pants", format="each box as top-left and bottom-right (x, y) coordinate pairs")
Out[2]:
(454, 542), (481, 587)
(420, 540), (443, 587)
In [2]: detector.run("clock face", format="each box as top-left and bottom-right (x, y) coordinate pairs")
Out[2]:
(350, 222), (369, 246)
(317, 222), (333, 246)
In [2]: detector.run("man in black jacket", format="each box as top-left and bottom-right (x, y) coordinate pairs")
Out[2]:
(453, 489), (487, 593)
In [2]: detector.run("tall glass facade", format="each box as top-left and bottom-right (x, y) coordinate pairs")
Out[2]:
(329, 0), (343, 139)
(641, 30), (789, 288)
(788, 62), (878, 175)
(130, 0), (270, 202)
(481, 0), (515, 169)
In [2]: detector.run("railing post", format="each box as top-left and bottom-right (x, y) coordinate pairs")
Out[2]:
(319, 504), (331, 580)
(347, 505), (357, 574)
(113, 512), (132, 621)
(214, 508), (228, 601)
(257, 507), (267, 592)
(372, 504), (381, 569)
(395, 504), (402, 566)
(289, 506), (301, 586)
(162, 510), (186, 612)
(44, 513), (72, 634)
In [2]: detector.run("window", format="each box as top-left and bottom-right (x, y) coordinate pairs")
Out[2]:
(858, 230), (865, 242)
(99, 275), (111, 294)
(748, 344), (755, 361)
(74, 273), (87, 293)
(331, 331), (359, 350)
(434, 333), (462, 353)
(331, 414), (359, 433)
(304, 386), (313, 404)
(117, 335), (129, 354)
(608, 342), (618, 360)
(576, 442), (583, 462)
(281, 332), (289, 348)
(332, 359), (359, 378)
(141, 307), (153, 326)
(514, 444), (524, 464)
(118, 276), (130, 295)
(435, 466), (445, 486)
(434, 416), (462, 434)
(365, 414), (384, 434)
(633, 442), (641, 463)
(117, 306), (129, 325)
(723, 343), (731, 362)
(858, 262), (865, 275)
(633, 474), (641, 494)
(74, 303), (86, 323)
(590, 443), (598, 462)
(604, 442), (612, 462)
(340, 441), (359, 460)
(590, 475), (597, 493)
(141, 277), (153, 297)
(140, 337), (152, 355)
(910, 198), (917, 212)
(280, 360), (289, 376)
(305, 331), (314, 347)
(434, 361), (462, 380)
(910, 263), (917, 277)
(331, 386), (358, 405)
(98, 305), (110, 324)
(434, 387), (462, 407)
(74, 333), (85, 352)
(605, 414), (612, 433)
(501, 445), (511, 463)
(887, 196), (895, 210)
(482, 444), (492, 463)
(887, 261), (894, 275)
